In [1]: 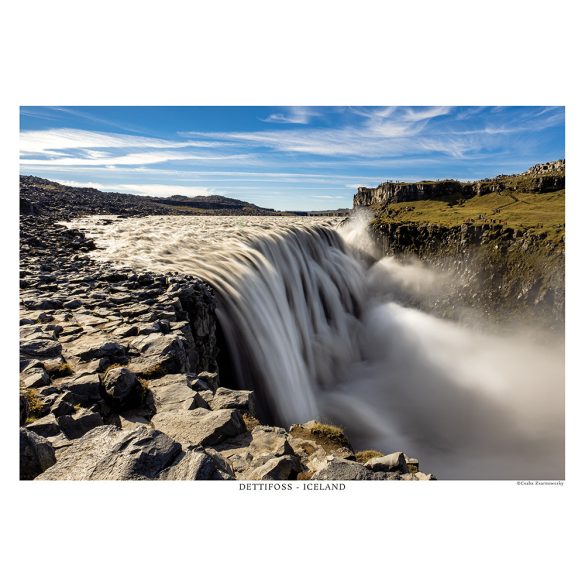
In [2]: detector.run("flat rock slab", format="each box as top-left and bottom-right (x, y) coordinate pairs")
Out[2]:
(147, 374), (207, 412)
(151, 408), (245, 447)
(244, 455), (300, 480)
(26, 414), (60, 438)
(57, 410), (104, 440)
(209, 387), (255, 414)
(66, 336), (127, 363)
(36, 425), (181, 480)
(59, 373), (101, 403)
(20, 338), (62, 359)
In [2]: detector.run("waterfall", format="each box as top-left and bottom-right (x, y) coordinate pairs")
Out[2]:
(202, 224), (366, 425)
(73, 214), (564, 479)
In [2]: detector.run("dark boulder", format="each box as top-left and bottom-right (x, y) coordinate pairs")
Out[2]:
(20, 428), (56, 479)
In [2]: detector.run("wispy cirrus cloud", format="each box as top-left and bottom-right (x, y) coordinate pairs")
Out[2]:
(20, 128), (209, 155)
(262, 106), (322, 124)
(401, 106), (452, 122)
(183, 106), (563, 160)
(21, 151), (249, 167)
(58, 179), (217, 198)
(19, 128), (248, 167)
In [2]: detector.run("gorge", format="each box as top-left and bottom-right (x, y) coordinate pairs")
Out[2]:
(19, 163), (565, 480)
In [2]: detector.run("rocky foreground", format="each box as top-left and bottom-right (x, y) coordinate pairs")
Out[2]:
(20, 213), (434, 481)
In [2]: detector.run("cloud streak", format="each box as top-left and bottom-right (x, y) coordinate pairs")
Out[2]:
(262, 106), (322, 124)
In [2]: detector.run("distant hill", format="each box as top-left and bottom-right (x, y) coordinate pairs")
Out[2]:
(154, 193), (276, 213)
(19, 176), (280, 219)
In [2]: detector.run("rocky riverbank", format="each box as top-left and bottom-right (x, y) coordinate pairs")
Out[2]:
(19, 211), (434, 481)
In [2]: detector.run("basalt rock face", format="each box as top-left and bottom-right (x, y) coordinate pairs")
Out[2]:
(355, 180), (467, 207)
(371, 220), (565, 326)
(354, 160), (565, 207)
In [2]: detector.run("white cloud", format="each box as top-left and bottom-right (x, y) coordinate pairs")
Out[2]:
(21, 151), (248, 167)
(58, 180), (216, 198)
(262, 106), (321, 124)
(20, 128), (209, 155)
(401, 106), (452, 122)
(183, 106), (464, 158)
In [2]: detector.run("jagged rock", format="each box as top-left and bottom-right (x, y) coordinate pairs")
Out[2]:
(50, 393), (77, 416)
(45, 432), (74, 456)
(364, 452), (409, 474)
(209, 387), (255, 414)
(112, 324), (139, 338)
(406, 456), (419, 472)
(20, 358), (43, 373)
(312, 458), (375, 480)
(214, 425), (295, 478)
(60, 373), (101, 403)
(195, 371), (219, 392)
(26, 413), (60, 437)
(244, 455), (301, 480)
(36, 425), (181, 480)
(116, 414), (151, 430)
(130, 333), (189, 376)
(151, 408), (245, 447)
(37, 386), (60, 396)
(246, 426), (294, 457)
(158, 448), (235, 480)
(68, 338), (127, 362)
(20, 428), (56, 479)
(146, 374), (208, 412)
(63, 299), (82, 309)
(103, 367), (138, 405)
(198, 389), (214, 404)
(289, 436), (329, 476)
(76, 358), (110, 375)
(21, 369), (50, 388)
(57, 410), (104, 439)
(20, 338), (62, 359)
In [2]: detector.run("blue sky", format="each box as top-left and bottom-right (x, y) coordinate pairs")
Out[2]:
(20, 106), (565, 211)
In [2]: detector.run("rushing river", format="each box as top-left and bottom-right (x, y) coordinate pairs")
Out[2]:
(70, 213), (564, 480)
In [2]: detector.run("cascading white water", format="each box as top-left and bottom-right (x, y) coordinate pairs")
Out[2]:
(72, 213), (564, 480)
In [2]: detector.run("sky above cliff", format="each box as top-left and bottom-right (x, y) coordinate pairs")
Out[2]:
(20, 106), (565, 211)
